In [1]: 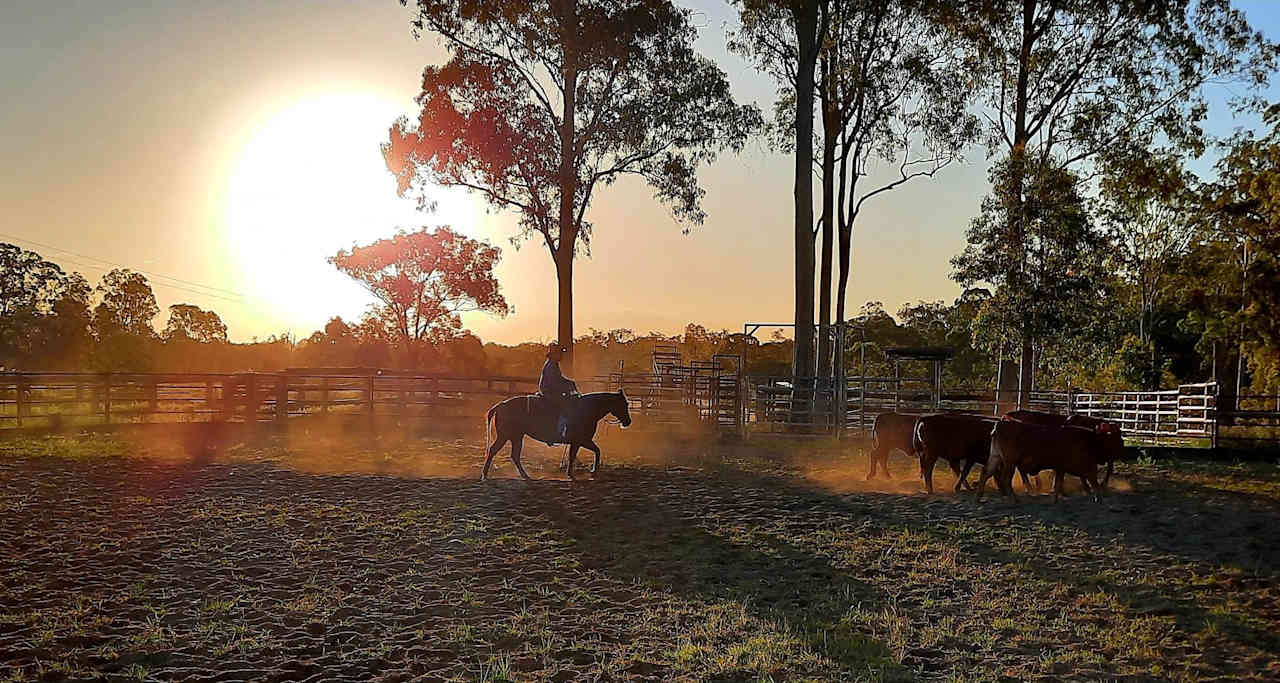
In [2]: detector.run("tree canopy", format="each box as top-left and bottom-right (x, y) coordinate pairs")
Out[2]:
(329, 227), (509, 362)
(385, 0), (759, 362)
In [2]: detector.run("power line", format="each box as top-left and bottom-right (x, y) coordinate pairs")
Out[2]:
(23, 251), (248, 307)
(0, 232), (248, 305)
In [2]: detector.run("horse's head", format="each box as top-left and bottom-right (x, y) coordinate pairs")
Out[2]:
(613, 389), (632, 428)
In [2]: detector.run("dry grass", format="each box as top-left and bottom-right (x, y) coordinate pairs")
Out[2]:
(0, 423), (1277, 681)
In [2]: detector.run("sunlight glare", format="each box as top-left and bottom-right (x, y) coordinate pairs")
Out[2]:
(223, 93), (481, 336)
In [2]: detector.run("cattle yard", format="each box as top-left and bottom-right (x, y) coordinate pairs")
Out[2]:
(0, 426), (1277, 681)
(1, 348), (1278, 681)
(0, 353), (1271, 449)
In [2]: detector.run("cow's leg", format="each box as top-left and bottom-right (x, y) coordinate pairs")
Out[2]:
(1053, 470), (1065, 503)
(1101, 460), (1114, 489)
(881, 449), (891, 478)
(584, 439), (603, 474)
(566, 444), (580, 480)
(953, 460), (976, 493)
(510, 437), (533, 481)
(920, 453), (938, 494)
(866, 446), (882, 480)
(1019, 469), (1036, 493)
(975, 457), (995, 501)
(1000, 462), (1019, 502)
(482, 436), (507, 481)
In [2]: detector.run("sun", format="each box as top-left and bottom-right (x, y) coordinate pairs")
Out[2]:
(223, 93), (481, 335)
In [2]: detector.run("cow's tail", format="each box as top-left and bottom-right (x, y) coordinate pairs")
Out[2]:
(912, 419), (924, 459)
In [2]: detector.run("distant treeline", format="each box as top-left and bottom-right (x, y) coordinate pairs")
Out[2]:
(1, 235), (1264, 398)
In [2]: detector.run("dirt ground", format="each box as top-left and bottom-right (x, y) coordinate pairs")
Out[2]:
(1, 422), (1278, 682)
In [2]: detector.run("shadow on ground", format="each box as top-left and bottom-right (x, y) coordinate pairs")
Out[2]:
(0, 426), (1277, 681)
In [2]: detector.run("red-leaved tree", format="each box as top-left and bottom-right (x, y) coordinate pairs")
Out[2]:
(329, 227), (509, 367)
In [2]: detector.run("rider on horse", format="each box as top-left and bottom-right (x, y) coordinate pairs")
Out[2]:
(539, 341), (578, 441)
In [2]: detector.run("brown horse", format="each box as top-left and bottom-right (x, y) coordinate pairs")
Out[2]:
(482, 390), (632, 480)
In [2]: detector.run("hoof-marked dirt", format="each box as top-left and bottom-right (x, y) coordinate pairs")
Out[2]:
(0, 428), (1277, 681)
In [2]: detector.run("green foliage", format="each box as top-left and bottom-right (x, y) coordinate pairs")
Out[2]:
(1114, 334), (1171, 390)
(0, 244), (86, 370)
(91, 269), (158, 372)
(953, 155), (1108, 353)
(164, 304), (228, 344)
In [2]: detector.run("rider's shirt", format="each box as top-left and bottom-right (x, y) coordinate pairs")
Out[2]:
(539, 359), (574, 397)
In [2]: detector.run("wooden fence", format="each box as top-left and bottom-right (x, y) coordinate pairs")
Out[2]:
(0, 369), (742, 430)
(0, 371), (541, 427)
(4, 369), (1276, 449)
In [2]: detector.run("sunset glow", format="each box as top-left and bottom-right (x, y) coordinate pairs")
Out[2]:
(223, 94), (483, 335)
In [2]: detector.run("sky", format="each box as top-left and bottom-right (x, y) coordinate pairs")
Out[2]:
(2, 1), (1278, 346)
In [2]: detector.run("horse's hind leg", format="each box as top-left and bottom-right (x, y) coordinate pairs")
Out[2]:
(482, 436), (507, 481)
(566, 444), (580, 480)
(510, 437), (533, 481)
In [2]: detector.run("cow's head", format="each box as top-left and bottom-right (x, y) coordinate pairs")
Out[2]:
(1094, 422), (1128, 460)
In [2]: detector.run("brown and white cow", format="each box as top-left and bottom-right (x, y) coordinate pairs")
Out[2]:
(867, 412), (918, 480)
(914, 413), (998, 494)
(978, 418), (1105, 503)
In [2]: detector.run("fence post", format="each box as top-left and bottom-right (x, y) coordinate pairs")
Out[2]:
(367, 373), (376, 425)
(15, 374), (26, 426)
(103, 373), (112, 424)
(275, 375), (288, 422)
(147, 378), (159, 416)
(246, 374), (257, 423)
(1210, 382), (1219, 449)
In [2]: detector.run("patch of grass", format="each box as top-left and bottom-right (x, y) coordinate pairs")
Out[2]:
(478, 653), (514, 682)
(0, 433), (131, 460)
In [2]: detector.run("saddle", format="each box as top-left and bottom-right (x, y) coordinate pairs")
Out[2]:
(525, 393), (578, 445)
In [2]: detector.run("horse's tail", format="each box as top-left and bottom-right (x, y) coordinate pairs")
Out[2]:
(485, 401), (499, 448)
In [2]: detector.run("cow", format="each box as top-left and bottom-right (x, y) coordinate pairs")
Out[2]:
(866, 412), (918, 480)
(1003, 410), (1128, 487)
(977, 418), (1104, 503)
(914, 413), (998, 494)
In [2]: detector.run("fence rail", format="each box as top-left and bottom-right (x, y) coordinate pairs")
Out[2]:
(2, 370), (1277, 448)
(0, 371), (545, 427)
(0, 369), (740, 430)
(741, 376), (1268, 448)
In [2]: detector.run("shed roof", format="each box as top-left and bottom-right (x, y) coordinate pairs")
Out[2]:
(884, 346), (955, 360)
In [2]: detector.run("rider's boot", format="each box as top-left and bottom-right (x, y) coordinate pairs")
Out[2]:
(557, 415), (568, 442)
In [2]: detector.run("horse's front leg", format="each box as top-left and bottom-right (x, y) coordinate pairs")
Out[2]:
(585, 439), (603, 474)
(510, 437), (533, 481)
(566, 444), (580, 480)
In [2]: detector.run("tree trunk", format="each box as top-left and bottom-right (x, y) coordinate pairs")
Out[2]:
(555, 252), (574, 371)
(1012, 0), (1036, 408)
(817, 51), (837, 383)
(557, 0), (578, 372)
(792, 1), (821, 393)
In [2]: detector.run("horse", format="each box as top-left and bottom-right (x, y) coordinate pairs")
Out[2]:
(482, 390), (632, 480)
